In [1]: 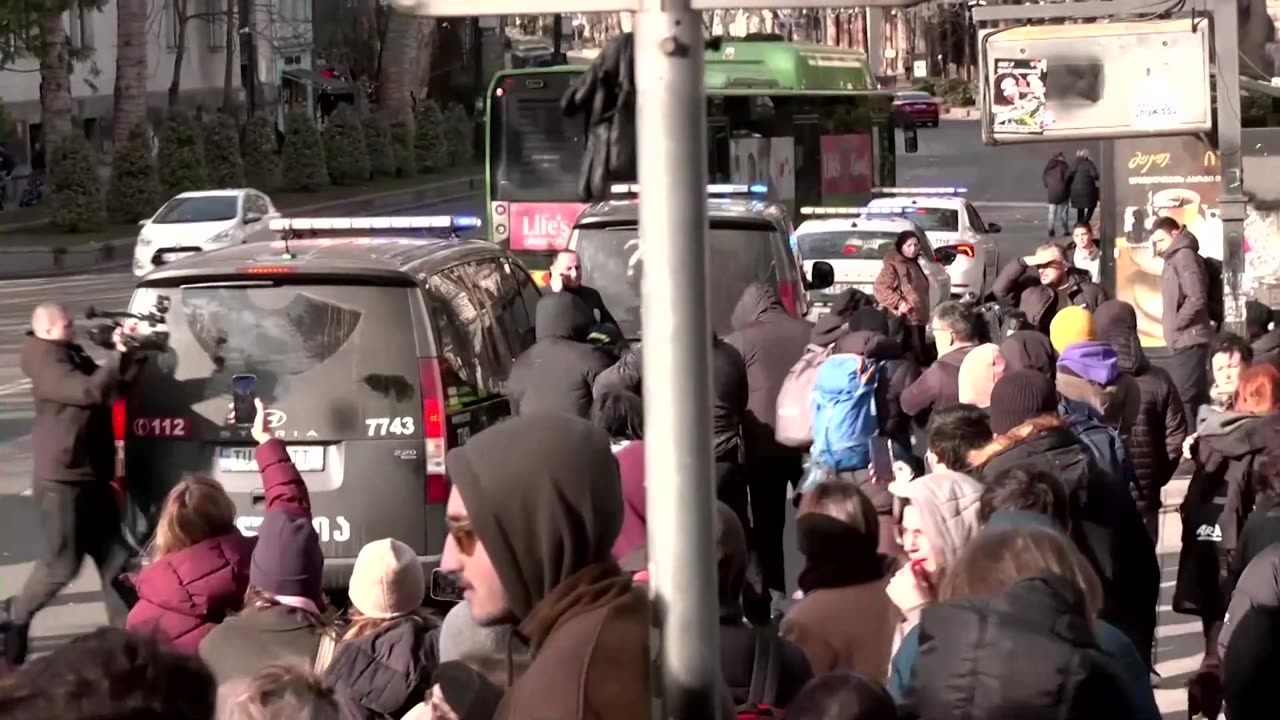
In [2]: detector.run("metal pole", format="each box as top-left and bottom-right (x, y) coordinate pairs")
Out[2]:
(553, 13), (564, 54)
(1214, 0), (1247, 334)
(635, 0), (720, 717)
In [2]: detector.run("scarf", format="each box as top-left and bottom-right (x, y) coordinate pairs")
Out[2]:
(796, 513), (887, 595)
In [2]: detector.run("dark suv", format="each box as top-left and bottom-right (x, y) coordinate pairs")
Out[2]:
(115, 226), (542, 587)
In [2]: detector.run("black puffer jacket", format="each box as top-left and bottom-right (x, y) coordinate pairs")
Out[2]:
(903, 574), (1135, 720)
(1093, 300), (1186, 512)
(560, 33), (636, 202)
(1067, 156), (1100, 208)
(508, 293), (615, 418)
(969, 417), (1160, 663)
(325, 619), (440, 720)
(1253, 329), (1280, 366)
(725, 283), (813, 460)
(1221, 545), (1280, 720)
(837, 330), (921, 452)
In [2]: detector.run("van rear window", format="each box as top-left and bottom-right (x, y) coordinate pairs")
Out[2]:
(127, 283), (424, 442)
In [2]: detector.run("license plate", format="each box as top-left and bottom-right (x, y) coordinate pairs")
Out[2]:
(912, 104), (932, 110)
(218, 445), (325, 472)
(826, 281), (863, 293)
(156, 250), (199, 264)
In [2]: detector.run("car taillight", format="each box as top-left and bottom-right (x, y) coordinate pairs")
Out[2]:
(111, 398), (127, 496)
(419, 359), (449, 504)
(778, 279), (799, 317)
(953, 244), (975, 257)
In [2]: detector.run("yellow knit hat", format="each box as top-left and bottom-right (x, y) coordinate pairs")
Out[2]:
(1049, 306), (1095, 354)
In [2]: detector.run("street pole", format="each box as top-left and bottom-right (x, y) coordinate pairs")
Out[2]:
(1214, 0), (1247, 334)
(553, 13), (564, 54)
(634, 0), (721, 717)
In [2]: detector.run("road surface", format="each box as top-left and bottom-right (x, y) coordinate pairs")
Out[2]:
(0, 128), (1201, 717)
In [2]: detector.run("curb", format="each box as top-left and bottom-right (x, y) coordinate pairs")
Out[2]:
(0, 176), (482, 281)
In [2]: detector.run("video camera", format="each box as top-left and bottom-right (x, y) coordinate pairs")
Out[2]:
(84, 295), (171, 352)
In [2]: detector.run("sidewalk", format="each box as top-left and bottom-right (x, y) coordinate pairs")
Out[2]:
(1153, 477), (1198, 718)
(0, 172), (482, 280)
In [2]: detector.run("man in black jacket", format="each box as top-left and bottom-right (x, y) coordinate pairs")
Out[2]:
(548, 250), (619, 332)
(1043, 151), (1070, 237)
(1, 303), (140, 665)
(507, 293), (615, 418)
(725, 284), (812, 596)
(992, 243), (1107, 334)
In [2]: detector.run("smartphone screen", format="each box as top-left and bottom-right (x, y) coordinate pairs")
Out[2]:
(870, 437), (894, 485)
(232, 374), (257, 425)
(431, 568), (465, 603)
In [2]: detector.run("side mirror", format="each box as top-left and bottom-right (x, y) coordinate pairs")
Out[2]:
(807, 261), (835, 291)
(903, 124), (919, 154)
(137, 219), (149, 227)
(986, 222), (1002, 234)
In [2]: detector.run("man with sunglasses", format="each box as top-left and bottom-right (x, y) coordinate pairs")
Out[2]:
(993, 243), (1107, 335)
(439, 413), (653, 720)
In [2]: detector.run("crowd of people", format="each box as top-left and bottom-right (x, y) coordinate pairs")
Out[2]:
(1, 215), (1280, 720)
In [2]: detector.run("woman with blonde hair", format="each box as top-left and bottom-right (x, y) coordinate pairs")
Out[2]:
(893, 525), (1159, 720)
(222, 664), (339, 720)
(126, 474), (254, 653)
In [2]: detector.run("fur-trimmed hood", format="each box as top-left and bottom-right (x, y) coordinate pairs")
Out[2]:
(967, 415), (1094, 502)
(967, 415), (1068, 468)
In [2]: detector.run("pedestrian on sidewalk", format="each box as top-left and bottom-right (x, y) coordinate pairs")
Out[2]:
(1065, 222), (1103, 284)
(1043, 151), (1071, 237)
(1067, 148), (1100, 225)
(1151, 216), (1214, 426)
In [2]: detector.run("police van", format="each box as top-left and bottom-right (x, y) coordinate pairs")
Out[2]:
(115, 216), (541, 587)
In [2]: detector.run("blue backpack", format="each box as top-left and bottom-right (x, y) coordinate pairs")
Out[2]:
(1058, 398), (1139, 498)
(811, 354), (881, 471)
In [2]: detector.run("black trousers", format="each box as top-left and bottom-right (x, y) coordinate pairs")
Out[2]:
(747, 454), (802, 594)
(12, 481), (132, 630)
(1076, 205), (1096, 224)
(1166, 344), (1210, 430)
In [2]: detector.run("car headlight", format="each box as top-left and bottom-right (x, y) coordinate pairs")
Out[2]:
(136, 234), (152, 247)
(206, 228), (236, 245)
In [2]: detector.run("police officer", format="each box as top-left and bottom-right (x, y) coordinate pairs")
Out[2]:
(0, 303), (142, 665)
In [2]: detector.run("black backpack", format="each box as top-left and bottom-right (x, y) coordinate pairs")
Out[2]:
(736, 630), (782, 719)
(1204, 256), (1225, 331)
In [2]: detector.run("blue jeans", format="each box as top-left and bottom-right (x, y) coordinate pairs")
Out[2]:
(1048, 202), (1070, 234)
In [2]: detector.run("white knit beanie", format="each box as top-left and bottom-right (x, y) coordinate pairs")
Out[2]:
(348, 538), (426, 619)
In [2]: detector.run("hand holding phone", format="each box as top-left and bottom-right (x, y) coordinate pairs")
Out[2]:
(870, 437), (894, 485)
(232, 374), (257, 425)
(431, 568), (464, 603)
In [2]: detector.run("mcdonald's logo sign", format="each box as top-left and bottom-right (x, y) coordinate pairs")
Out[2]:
(1204, 150), (1218, 167)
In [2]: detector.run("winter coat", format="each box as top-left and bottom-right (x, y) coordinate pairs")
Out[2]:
(810, 289), (879, 347)
(1252, 329), (1280, 366)
(560, 33), (636, 202)
(325, 617), (440, 720)
(1222, 580), (1280, 720)
(872, 249), (931, 326)
(1067, 157), (1101, 208)
(1055, 341), (1142, 432)
(895, 576), (1150, 720)
(1094, 301), (1187, 513)
(725, 283), (814, 460)
(992, 261), (1107, 332)
(836, 330), (921, 451)
(126, 532), (256, 654)
(1228, 495), (1280, 606)
(557, 285), (618, 333)
(969, 417), (1160, 661)
(1159, 230), (1214, 349)
(1000, 330), (1057, 377)
(1044, 157), (1070, 205)
(782, 579), (895, 680)
(508, 293), (616, 418)
(21, 334), (142, 483)
(1220, 543), (1280, 679)
(900, 344), (976, 419)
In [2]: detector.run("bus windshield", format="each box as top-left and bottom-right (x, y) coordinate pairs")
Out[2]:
(489, 73), (585, 203)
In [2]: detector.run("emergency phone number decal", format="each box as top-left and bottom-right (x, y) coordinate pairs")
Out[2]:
(132, 417), (191, 438)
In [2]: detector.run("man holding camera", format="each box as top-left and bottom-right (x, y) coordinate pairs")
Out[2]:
(0, 303), (143, 665)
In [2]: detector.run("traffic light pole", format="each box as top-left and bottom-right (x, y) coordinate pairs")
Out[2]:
(1213, 0), (1248, 333)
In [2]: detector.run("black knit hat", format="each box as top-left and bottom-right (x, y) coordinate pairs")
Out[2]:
(848, 307), (890, 335)
(435, 661), (504, 720)
(249, 512), (325, 607)
(988, 370), (1058, 434)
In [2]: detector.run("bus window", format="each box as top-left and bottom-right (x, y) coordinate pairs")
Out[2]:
(489, 73), (586, 203)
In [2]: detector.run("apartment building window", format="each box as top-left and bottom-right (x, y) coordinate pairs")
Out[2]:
(207, 0), (226, 51)
(67, 6), (94, 50)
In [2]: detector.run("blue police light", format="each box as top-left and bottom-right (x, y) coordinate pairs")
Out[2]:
(452, 215), (482, 228)
(748, 184), (768, 194)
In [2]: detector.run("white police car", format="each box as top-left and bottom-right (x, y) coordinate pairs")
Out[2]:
(867, 187), (1002, 298)
(795, 205), (951, 320)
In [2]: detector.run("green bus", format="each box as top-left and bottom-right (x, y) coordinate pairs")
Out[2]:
(484, 39), (906, 283)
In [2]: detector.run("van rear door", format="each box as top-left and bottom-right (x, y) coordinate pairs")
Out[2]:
(122, 277), (437, 575)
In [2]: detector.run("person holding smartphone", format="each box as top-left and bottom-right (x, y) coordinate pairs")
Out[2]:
(548, 250), (619, 332)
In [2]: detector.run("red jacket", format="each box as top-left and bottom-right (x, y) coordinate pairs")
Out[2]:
(126, 531), (256, 654)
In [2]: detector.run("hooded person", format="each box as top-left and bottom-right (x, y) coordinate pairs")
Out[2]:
(968, 371), (1159, 667)
(437, 599), (528, 664)
(1093, 300), (1187, 535)
(1051, 306), (1142, 440)
(956, 343), (1005, 408)
(716, 502), (812, 708)
(1246, 299), (1280, 365)
(507, 293), (615, 418)
(835, 308), (922, 455)
(781, 482), (896, 680)
(324, 539), (439, 720)
(439, 413), (656, 720)
(810, 289), (877, 348)
(726, 283), (814, 596)
(1000, 329), (1056, 378)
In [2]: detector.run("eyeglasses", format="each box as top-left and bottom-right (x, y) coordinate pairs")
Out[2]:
(447, 518), (479, 555)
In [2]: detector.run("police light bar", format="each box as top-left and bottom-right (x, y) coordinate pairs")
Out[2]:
(268, 216), (482, 231)
(799, 206), (918, 216)
(871, 186), (968, 195)
(608, 183), (768, 196)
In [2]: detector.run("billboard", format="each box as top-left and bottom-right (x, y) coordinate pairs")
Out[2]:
(1111, 135), (1223, 347)
(980, 19), (1212, 145)
(820, 134), (873, 203)
(507, 202), (585, 252)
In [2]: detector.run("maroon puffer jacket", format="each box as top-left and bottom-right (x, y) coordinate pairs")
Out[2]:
(126, 531), (256, 654)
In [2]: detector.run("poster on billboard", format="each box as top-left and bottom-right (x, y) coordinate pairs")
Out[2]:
(730, 137), (771, 187)
(990, 58), (1049, 135)
(1111, 135), (1223, 346)
(507, 202), (585, 252)
(819, 134), (873, 203)
(768, 138), (795, 202)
